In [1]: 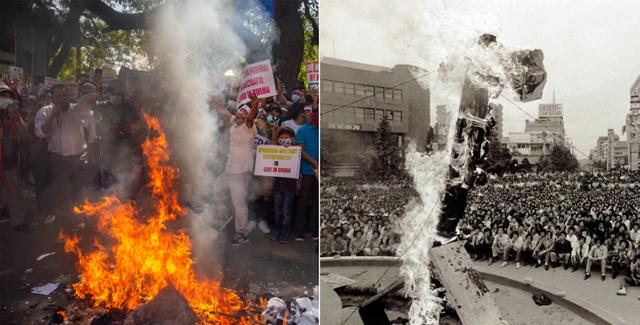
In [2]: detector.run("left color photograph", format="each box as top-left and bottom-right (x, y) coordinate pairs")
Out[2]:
(0, 0), (319, 324)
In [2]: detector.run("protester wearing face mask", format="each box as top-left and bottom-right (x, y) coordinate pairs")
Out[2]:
(34, 82), (98, 215)
(211, 94), (259, 246)
(0, 83), (29, 231)
(269, 124), (297, 244)
(291, 89), (305, 104)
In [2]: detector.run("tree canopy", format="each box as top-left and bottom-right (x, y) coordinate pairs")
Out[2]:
(5, 0), (317, 89)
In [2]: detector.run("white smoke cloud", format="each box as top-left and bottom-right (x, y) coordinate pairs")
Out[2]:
(148, 0), (274, 260)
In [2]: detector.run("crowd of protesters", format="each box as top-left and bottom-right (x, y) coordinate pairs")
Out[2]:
(0, 69), (319, 249)
(320, 171), (639, 298)
(460, 171), (640, 297)
(211, 79), (319, 246)
(320, 177), (412, 257)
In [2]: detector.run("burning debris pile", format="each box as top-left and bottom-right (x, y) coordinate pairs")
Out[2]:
(59, 113), (263, 324)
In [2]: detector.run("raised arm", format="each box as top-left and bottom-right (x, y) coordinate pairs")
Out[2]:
(209, 95), (232, 126)
(245, 94), (260, 128)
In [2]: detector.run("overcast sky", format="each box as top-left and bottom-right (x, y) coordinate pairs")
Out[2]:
(320, 0), (640, 158)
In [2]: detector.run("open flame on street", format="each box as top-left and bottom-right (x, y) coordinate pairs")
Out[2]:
(60, 112), (262, 324)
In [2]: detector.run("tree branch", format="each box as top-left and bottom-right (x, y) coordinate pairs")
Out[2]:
(301, 0), (318, 45)
(84, 0), (154, 32)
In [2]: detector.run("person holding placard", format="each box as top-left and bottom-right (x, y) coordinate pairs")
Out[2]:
(268, 124), (298, 244)
(211, 94), (259, 246)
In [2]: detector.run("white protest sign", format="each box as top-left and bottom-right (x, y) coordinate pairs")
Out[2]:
(254, 145), (301, 179)
(236, 60), (276, 107)
(306, 61), (319, 90)
(44, 77), (61, 89)
(8, 66), (23, 82)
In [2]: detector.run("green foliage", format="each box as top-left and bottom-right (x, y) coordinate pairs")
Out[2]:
(485, 140), (512, 174)
(537, 144), (580, 172)
(298, 0), (318, 87)
(80, 17), (150, 71)
(372, 117), (402, 175)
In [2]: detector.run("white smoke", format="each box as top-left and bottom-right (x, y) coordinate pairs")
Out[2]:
(149, 0), (274, 261)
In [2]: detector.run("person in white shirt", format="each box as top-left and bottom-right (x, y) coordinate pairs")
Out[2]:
(211, 94), (259, 246)
(584, 238), (608, 281)
(35, 83), (97, 213)
(280, 103), (307, 135)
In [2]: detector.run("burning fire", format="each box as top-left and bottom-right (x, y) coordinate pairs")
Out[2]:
(61, 113), (261, 324)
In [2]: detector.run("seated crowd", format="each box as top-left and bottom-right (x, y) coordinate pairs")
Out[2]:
(320, 171), (640, 298)
(320, 177), (412, 257)
(460, 172), (640, 297)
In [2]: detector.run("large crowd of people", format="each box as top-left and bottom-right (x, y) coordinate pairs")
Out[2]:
(460, 172), (640, 297)
(320, 177), (413, 257)
(320, 171), (640, 298)
(0, 68), (319, 247)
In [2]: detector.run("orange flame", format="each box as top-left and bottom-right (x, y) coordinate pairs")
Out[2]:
(61, 113), (261, 324)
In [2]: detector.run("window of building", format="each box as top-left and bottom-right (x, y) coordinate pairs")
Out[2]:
(375, 109), (385, 121)
(384, 88), (394, 101)
(355, 107), (364, 119)
(375, 86), (384, 99)
(343, 107), (354, 119)
(394, 111), (402, 123)
(334, 81), (344, 93)
(394, 89), (403, 101)
(364, 108), (375, 120)
(344, 83), (355, 95)
(365, 85), (375, 96)
(386, 110), (396, 122)
(355, 84), (365, 96)
(323, 80), (333, 92)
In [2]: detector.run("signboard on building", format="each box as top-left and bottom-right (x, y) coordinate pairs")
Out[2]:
(254, 145), (301, 179)
(539, 103), (563, 117)
(236, 60), (277, 107)
(306, 61), (319, 90)
(328, 123), (361, 131)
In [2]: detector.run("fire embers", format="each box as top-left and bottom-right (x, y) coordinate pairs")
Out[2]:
(59, 113), (263, 324)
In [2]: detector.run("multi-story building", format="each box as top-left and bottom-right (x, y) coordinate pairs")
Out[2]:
(504, 99), (566, 164)
(321, 57), (430, 176)
(625, 73), (640, 170)
(592, 129), (629, 170)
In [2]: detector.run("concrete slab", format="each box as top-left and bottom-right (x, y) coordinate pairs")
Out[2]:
(430, 241), (507, 325)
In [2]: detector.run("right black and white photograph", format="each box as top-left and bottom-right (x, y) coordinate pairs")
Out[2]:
(318, 0), (640, 324)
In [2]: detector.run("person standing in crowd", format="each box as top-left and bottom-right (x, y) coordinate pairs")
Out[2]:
(34, 83), (97, 215)
(269, 124), (297, 244)
(0, 83), (29, 231)
(294, 89), (319, 242)
(211, 94), (259, 246)
(281, 103), (307, 135)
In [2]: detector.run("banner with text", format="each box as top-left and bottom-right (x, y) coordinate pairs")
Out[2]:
(306, 61), (319, 91)
(254, 145), (301, 179)
(236, 60), (276, 107)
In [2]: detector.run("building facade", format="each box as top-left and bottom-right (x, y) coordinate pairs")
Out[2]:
(504, 100), (565, 164)
(625, 73), (640, 170)
(321, 57), (430, 176)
